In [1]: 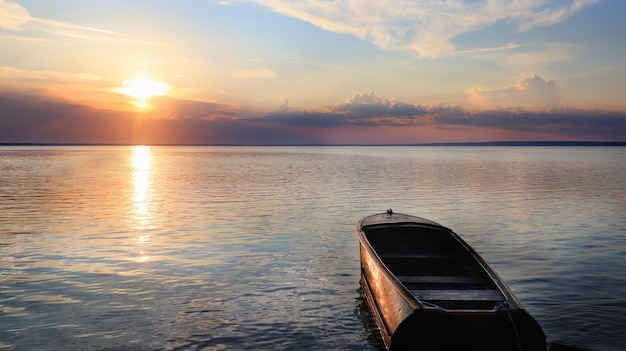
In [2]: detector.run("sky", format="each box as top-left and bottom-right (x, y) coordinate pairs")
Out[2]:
(1, 0), (625, 145)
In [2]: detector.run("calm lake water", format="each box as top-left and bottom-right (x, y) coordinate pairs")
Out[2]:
(1, 146), (624, 351)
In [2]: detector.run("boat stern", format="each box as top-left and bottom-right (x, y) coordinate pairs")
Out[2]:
(390, 309), (546, 351)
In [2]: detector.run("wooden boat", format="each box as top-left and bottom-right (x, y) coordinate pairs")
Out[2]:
(358, 211), (547, 351)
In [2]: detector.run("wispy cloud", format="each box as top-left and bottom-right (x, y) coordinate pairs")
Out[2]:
(0, 0), (29, 30)
(0, 33), (48, 43)
(234, 0), (598, 57)
(0, 66), (107, 84)
(517, 0), (599, 32)
(455, 42), (522, 56)
(25, 17), (120, 40)
(231, 69), (277, 79)
(470, 43), (580, 72)
(0, 0), (119, 40)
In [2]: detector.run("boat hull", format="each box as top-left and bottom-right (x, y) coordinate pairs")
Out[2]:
(358, 212), (546, 351)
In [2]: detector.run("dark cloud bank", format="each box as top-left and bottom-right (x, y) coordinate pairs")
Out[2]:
(1, 91), (625, 145)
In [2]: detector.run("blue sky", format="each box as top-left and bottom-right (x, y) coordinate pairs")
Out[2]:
(1, 0), (625, 144)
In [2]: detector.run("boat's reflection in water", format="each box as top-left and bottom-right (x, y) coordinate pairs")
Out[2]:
(356, 289), (387, 351)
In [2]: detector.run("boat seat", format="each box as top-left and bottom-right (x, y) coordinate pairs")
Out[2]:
(379, 253), (456, 259)
(397, 275), (484, 284)
(410, 289), (504, 301)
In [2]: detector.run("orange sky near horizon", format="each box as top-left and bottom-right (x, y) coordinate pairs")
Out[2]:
(1, 0), (625, 144)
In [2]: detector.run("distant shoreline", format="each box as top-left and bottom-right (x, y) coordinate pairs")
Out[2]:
(1, 141), (626, 147)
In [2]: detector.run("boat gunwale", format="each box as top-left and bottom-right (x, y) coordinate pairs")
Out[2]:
(358, 212), (523, 313)
(358, 229), (423, 311)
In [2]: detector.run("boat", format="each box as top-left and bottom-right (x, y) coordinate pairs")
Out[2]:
(358, 210), (547, 351)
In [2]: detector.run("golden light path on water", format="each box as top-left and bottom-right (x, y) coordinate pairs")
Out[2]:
(0, 146), (624, 350)
(131, 145), (152, 263)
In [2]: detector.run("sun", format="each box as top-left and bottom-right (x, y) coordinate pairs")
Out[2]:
(117, 76), (171, 110)
(120, 79), (170, 100)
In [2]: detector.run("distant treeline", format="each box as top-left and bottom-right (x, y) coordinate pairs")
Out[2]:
(406, 141), (626, 147)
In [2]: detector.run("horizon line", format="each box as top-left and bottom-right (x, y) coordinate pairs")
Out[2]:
(1, 141), (626, 147)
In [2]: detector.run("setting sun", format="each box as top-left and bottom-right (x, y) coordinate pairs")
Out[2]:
(117, 77), (171, 110)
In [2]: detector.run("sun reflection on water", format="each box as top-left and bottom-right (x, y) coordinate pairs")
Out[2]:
(131, 146), (153, 262)
(132, 146), (152, 226)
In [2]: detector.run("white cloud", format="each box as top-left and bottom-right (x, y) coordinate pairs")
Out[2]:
(236, 0), (598, 58)
(26, 17), (118, 38)
(0, 0), (118, 40)
(455, 42), (521, 56)
(469, 75), (561, 109)
(265, 91), (434, 127)
(0, 0), (30, 30)
(332, 91), (427, 118)
(518, 0), (599, 32)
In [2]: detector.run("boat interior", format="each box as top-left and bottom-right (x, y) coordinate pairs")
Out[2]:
(364, 224), (506, 310)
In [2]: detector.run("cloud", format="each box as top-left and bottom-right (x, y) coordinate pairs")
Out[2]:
(518, 0), (599, 32)
(266, 92), (431, 127)
(0, 92), (135, 143)
(469, 75), (561, 109)
(231, 69), (277, 79)
(264, 94), (445, 128)
(263, 90), (626, 140)
(434, 107), (626, 140)
(469, 43), (579, 73)
(332, 91), (428, 118)
(234, 0), (598, 57)
(147, 96), (238, 120)
(0, 0), (118, 40)
(0, 66), (106, 85)
(0, 0), (29, 30)
(0, 90), (316, 144)
(0, 33), (48, 43)
(0, 66), (124, 111)
(2, 88), (625, 144)
(26, 17), (119, 40)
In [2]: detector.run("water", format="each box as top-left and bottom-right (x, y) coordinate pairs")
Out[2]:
(0, 146), (624, 351)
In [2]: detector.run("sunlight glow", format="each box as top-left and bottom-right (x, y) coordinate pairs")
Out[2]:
(118, 77), (171, 110)
(132, 145), (152, 228)
(131, 145), (153, 263)
(136, 251), (151, 263)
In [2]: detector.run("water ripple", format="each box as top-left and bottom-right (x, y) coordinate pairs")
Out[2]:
(1, 146), (624, 350)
